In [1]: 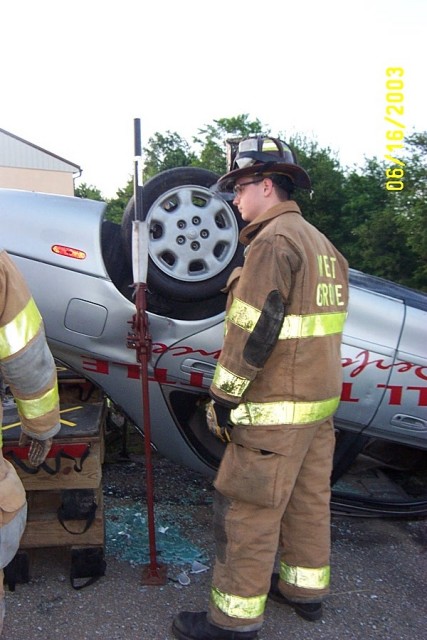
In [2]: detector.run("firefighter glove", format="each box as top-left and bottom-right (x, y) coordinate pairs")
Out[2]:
(206, 400), (232, 443)
(19, 433), (53, 467)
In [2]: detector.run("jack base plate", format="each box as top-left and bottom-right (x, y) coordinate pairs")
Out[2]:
(141, 562), (168, 585)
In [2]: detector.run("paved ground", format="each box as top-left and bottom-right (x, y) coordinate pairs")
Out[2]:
(2, 447), (427, 640)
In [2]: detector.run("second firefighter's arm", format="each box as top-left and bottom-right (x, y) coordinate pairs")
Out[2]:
(0, 250), (60, 464)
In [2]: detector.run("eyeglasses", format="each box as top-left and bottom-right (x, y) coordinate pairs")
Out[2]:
(233, 179), (263, 196)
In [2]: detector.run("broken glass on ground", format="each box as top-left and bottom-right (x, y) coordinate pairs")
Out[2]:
(105, 504), (209, 567)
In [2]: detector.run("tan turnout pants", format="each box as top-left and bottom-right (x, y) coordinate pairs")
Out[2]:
(209, 417), (335, 630)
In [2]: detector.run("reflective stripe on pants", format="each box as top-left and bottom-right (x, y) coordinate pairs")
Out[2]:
(209, 418), (335, 629)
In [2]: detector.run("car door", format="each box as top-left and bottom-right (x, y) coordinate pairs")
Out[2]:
(367, 303), (427, 449)
(335, 283), (405, 433)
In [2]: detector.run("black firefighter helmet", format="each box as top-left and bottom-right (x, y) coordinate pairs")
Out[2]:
(216, 136), (312, 194)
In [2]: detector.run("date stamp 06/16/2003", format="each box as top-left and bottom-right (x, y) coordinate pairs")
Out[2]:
(384, 67), (405, 191)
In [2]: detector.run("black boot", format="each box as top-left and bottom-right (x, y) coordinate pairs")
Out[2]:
(172, 611), (259, 640)
(268, 573), (322, 621)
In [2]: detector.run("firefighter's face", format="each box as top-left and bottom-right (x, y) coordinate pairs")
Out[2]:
(233, 176), (271, 222)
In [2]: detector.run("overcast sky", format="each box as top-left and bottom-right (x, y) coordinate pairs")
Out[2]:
(2, 0), (425, 199)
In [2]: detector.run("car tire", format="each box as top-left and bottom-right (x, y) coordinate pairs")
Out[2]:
(121, 167), (244, 302)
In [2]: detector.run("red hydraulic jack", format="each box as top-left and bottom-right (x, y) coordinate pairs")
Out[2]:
(127, 118), (167, 585)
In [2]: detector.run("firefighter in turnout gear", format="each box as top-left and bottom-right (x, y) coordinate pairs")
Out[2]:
(173, 137), (349, 640)
(0, 249), (60, 635)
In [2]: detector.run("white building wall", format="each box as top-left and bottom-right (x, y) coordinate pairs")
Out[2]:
(0, 167), (75, 195)
(0, 129), (80, 195)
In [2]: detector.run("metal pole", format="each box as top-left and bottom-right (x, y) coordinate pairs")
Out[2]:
(128, 118), (167, 585)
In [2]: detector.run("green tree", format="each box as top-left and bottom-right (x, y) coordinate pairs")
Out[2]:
(75, 182), (103, 200)
(339, 137), (426, 290)
(351, 204), (417, 285)
(105, 179), (133, 224)
(392, 131), (427, 290)
(194, 114), (267, 174)
(143, 131), (197, 179)
(283, 135), (347, 251)
(340, 157), (393, 267)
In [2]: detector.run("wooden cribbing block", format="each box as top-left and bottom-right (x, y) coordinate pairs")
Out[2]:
(20, 486), (104, 549)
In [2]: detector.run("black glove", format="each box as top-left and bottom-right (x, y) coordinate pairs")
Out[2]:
(18, 432), (53, 467)
(206, 400), (232, 443)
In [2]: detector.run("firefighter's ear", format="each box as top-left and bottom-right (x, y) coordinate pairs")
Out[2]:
(263, 177), (274, 195)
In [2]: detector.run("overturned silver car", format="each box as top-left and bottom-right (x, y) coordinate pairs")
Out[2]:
(1, 167), (426, 516)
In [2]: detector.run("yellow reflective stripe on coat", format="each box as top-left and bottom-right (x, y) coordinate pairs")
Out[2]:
(228, 298), (347, 339)
(231, 396), (340, 426)
(15, 385), (59, 420)
(280, 562), (330, 590)
(213, 363), (251, 397)
(228, 298), (260, 332)
(211, 586), (267, 619)
(279, 311), (347, 339)
(0, 298), (42, 359)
